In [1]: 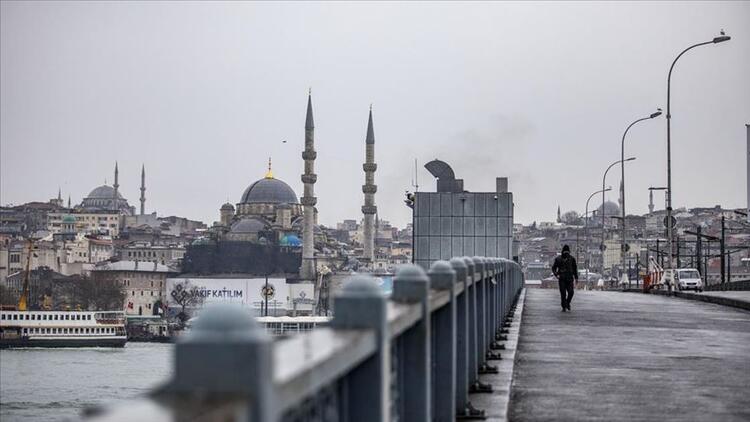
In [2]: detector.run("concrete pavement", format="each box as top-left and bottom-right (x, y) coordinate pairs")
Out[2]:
(508, 289), (750, 422)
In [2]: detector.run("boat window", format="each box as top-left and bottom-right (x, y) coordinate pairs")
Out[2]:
(65, 315), (70, 320)
(52, 328), (56, 334)
(25, 314), (29, 320)
(30, 314), (35, 320)
(13, 314), (18, 320)
(23, 328), (28, 334)
(54, 315), (58, 320)
(1, 314), (4, 320)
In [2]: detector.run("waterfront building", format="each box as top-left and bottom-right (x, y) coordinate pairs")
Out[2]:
(90, 260), (175, 316)
(117, 242), (185, 266)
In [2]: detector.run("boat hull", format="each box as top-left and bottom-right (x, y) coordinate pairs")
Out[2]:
(0, 336), (127, 349)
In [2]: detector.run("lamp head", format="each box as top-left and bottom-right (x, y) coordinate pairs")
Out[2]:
(625, 157), (636, 162)
(650, 108), (663, 119)
(713, 30), (730, 43)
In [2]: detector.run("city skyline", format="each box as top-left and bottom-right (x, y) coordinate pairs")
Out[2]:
(2, 2), (749, 228)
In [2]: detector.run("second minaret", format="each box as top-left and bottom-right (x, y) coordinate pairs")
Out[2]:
(362, 107), (377, 263)
(300, 93), (317, 280)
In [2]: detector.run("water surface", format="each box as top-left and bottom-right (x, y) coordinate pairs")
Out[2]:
(0, 343), (173, 421)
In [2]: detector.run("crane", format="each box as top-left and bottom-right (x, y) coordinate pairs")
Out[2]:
(17, 238), (33, 311)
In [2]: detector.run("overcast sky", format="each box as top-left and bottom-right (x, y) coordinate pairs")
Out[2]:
(2, 1), (748, 228)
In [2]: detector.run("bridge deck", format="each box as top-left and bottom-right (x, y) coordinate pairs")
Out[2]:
(508, 290), (750, 422)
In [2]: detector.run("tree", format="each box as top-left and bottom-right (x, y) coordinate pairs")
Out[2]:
(0, 284), (19, 307)
(169, 279), (205, 326)
(57, 275), (126, 311)
(561, 211), (583, 226)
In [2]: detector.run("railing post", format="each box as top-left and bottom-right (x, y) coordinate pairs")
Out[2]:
(462, 257), (478, 385)
(428, 260), (456, 422)
(487, 259), (504, 358)
(166, 304), (275, 422)
(331, 275), (389, 422)
(392, 264), (431, 422)
(450, 257), (481, 418)
(472, 257), (486, 367)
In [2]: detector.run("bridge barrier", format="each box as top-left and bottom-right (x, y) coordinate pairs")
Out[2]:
(88, 256), (524, 422)
(705, 279), (750, 291)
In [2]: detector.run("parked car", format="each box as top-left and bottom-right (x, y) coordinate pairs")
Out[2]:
(675, 268), (703, 292)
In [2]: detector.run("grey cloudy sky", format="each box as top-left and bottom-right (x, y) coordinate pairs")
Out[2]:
(2, 1), (748, 228)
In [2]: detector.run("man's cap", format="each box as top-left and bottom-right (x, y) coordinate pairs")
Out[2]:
(562, 244), (570, 253)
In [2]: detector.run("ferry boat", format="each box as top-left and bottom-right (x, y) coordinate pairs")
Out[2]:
(0, 310), (127, 348)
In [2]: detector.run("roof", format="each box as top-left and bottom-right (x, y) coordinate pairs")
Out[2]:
(93, 260), (172, 273)
(87, 185), (125, 200)
(230, 218), (267, 234)
(240, 177), (298, 205)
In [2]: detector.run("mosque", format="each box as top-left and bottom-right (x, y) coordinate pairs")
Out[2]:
(75, 162), (144, 216)
(181, 92), (379, 280)
(215, 159), (305, 248)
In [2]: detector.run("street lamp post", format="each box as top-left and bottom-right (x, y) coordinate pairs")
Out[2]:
(586, 186), (611, 284)
(620, 109), (662, 272)
(602, 157), (635, 274)
(665, 32), (730, 292)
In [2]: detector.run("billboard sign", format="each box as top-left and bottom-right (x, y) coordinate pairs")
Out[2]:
(165, 277), (314, 314)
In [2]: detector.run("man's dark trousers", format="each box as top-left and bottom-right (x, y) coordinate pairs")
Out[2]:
(558, 278), (574, 309)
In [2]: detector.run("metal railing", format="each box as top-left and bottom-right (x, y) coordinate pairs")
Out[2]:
(88, 256), (523, 422)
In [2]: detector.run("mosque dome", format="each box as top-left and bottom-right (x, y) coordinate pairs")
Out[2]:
(87, 185), (124, 200)
(596, 201), (621, 217)
(221, 202), (235, 211)
(230, 218), (267, 234)
(239, 177), (298, 205)
(280, 234), (302, 247)
(62, 215), (77, 224)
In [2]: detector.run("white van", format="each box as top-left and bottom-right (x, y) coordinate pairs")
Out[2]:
(675, 268), (703, 292)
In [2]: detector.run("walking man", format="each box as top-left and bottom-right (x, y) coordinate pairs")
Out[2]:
(552, 244), (578, 312)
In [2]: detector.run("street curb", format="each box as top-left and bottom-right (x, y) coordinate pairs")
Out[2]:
(649, 289), (750, 312)
(471, 288), (527, 422)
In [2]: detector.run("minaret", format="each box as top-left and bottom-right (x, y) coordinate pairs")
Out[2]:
(362, 106), (377, 263)
(300, 92), (317, 280)
(58, 187), (62, 202)
(67, 195), (71, 209)
(140, 164), (146, 215)
(113, 162), (120, 211)
(556, 205), (561, 223)
(648, 189), (655, 214)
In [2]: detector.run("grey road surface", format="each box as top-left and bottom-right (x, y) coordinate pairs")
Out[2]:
(509, 290), (750, 422)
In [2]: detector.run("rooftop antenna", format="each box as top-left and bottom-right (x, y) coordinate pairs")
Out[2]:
(411, 158), (419, 192)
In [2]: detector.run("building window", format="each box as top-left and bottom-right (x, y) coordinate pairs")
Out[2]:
(1, 314), (5, 320)
(132, 291), (135, 296)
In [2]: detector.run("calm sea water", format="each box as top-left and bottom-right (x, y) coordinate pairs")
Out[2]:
(0, 343), (173, 421)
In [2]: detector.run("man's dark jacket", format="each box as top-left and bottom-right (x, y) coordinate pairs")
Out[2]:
(552, 252), (578, 282)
